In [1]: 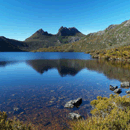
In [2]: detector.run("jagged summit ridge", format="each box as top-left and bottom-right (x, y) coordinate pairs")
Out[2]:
(57, 26), (81, 36)
(35, 29), (50, 35)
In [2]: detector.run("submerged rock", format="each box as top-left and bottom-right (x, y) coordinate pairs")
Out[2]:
(121, 82), (130, 88)
(13, 107), (25, 114)
(114, 88), (122, 94)
(109, 85), (118, 91)
(68, 113), (82, 120)
(126, 90), (130, 94)
(64, 98), (82, 108)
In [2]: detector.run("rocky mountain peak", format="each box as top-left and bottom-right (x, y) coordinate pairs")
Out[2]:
(35, 29), (49, 35)
(57, 26), (81, 36)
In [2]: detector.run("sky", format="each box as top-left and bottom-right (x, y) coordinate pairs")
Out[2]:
(0, 0), (130, 41)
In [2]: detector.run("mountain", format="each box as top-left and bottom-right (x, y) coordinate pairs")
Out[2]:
(33, 19), (130, 52)
(0, 27), (85, 52)
(25, 26), (85, 51)
(0, 36), (28, 52)
(57, 26), (81, 36)
(1, 19), (130, 52)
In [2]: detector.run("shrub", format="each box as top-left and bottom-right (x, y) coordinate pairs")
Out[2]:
(70, 94), (130, 130)
(0, 111), (32, 130)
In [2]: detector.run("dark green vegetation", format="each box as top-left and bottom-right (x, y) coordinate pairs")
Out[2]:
(0, 36), (28, 52)
(70, 94), (130, 130)
(0, 27), (85, 52)
(0, 111), (32, 130)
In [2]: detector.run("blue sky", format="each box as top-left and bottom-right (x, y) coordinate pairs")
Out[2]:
(0, 0), (130, 41)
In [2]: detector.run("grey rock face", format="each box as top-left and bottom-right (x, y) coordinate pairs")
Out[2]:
(123, 19), (130, 26)
(64, 98), (82, 108)
(114, 88), (122, 94)
(68, 36), (81, 43)
(96, 30), (105, 35)
(126, 90), (130, 94)
(109, 85), (118, 91)
(105, 24), (118, 31)
(121, 82), (130, 88)
(68, 113), (82, 120)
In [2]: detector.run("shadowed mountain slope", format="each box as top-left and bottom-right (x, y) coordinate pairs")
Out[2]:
(0, 36), (28, 52)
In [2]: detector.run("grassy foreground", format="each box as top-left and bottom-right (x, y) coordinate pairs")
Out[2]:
(70, 94), (130, 130)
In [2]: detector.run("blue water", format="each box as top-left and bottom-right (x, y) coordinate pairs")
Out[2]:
(0, 52), (129, 129)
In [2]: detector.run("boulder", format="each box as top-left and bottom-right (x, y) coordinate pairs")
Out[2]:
(114, 88), (122, 94)
(64, 98), (82, 108)
(121, 82), (130, 88)
(109, 85), (118, 91)
(126, 90), (130, 94)
(68, 113), (82, 120)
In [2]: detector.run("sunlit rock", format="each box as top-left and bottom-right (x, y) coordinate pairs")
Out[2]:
(126, 90), (130, 94)
(68, 113), (82, 120)
(109, 85), (118, 91)
(114, 88), (122, 94)
(121, 82), (130, 88)
(64, 98), (82, 108)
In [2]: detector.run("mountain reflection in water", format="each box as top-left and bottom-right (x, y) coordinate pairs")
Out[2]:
(0, 58), (130, 130)
(26, 59), (130, 82)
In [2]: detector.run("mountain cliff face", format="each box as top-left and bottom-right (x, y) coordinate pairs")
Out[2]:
(57, 26), (81, 36)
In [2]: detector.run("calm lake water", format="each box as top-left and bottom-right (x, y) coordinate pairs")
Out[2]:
(0, 52), (130, 130)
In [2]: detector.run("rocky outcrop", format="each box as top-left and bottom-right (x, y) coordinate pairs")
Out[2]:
(35, 29), (51, 36)
(114, 88), (122, 94)
(105, 24), (118, 31)
(57, 26), (81, 36)
(64, 98), (82, 108)
(68, 113), (82, 120)
(121, 82), (130, 88)
(109, 85), (118, 91)
(126, 90), (130, 94)
(123, 20), (130, 26)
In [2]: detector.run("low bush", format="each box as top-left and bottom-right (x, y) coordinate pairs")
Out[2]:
(0, 111), (32, 130)
(70, 94), (130, 130)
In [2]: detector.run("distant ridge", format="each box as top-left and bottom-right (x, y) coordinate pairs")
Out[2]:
(2, 19), (130, 52)
(33, 19), (130, 52)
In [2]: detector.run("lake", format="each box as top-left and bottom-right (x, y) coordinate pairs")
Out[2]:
(0, 52), (130, 130)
